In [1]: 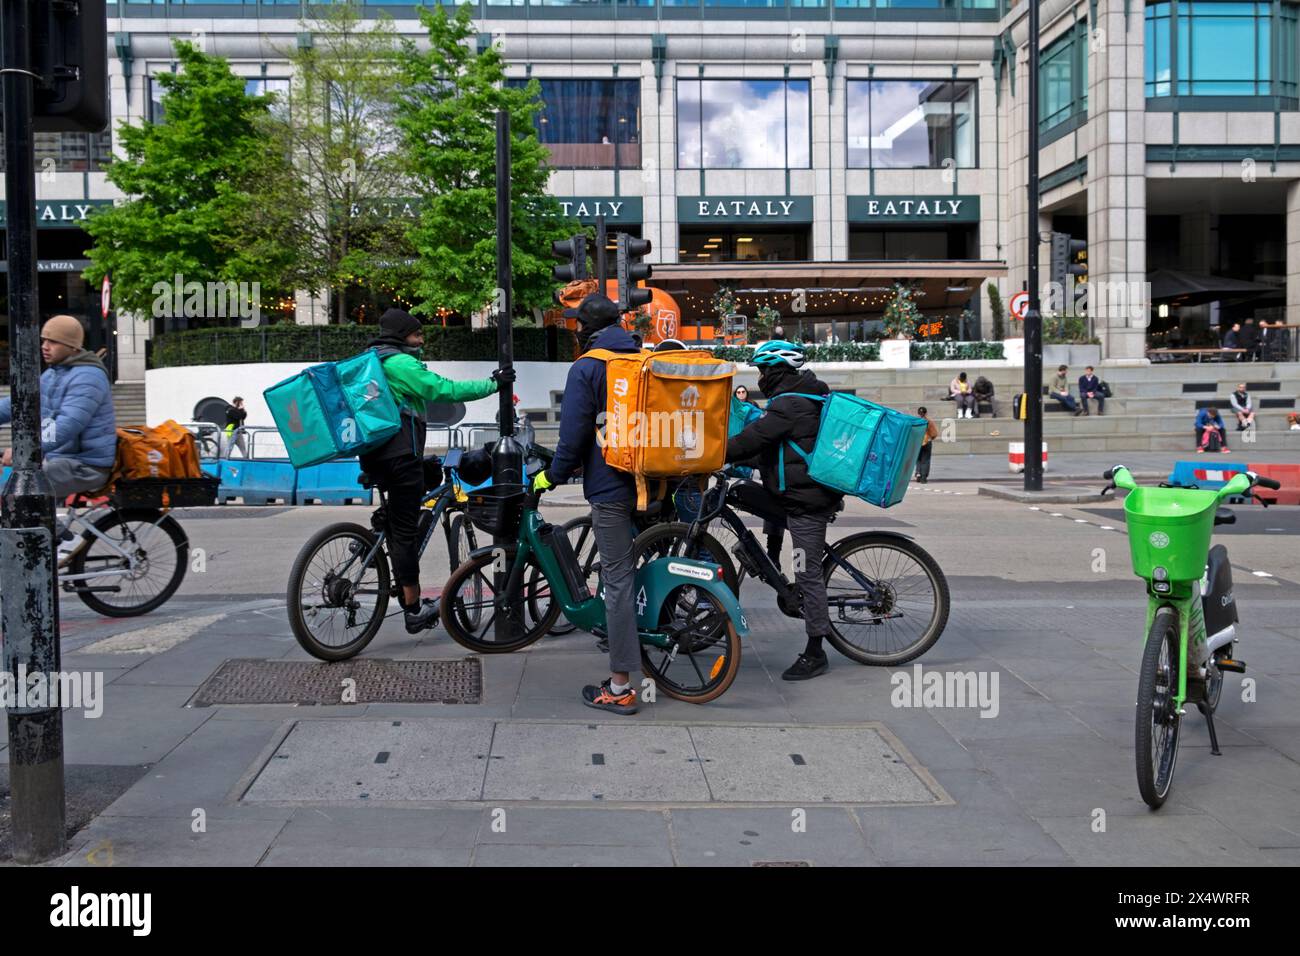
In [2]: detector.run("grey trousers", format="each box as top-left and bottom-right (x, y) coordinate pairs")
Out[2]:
(43, 458), (113, 498)
(591, 500), (641, 675)
(787, 512), (832, 639)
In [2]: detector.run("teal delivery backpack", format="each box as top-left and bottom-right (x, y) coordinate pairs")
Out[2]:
(264, 349), (403, 468)
(776, 391), (926, 508)
(726, 394), (765, 480)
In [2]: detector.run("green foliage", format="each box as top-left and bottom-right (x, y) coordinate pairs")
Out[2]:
(710, 342), (882, 364)
(1043, 315), (1100, 345)
(391, 4), (578, 320)
(83, 41), (309, 318)
(150, 324), (575, 368)
(910, 341), (1006, 361)
(750, 304), (781, 342)
(987, 284), (1006, 341)
(882, 283), (922, 339)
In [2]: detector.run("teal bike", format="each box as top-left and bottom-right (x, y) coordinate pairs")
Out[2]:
(1103, 464), (1281, 808)
(439, 476), (750, 704)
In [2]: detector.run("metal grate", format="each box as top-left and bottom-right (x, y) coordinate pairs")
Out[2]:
(191, 658), (482, 706)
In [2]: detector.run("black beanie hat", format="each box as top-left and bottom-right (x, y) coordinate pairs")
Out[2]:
(379, 308), (421, 339)
(576, 293), (621, 332)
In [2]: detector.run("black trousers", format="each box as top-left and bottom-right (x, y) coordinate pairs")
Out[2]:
(367, 455), (425, 591)
(916, 442), (933, 481)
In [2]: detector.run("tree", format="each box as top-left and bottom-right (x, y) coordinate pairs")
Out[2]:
(391, 4), (578, 320)
(987, 283), (1006, 341)
(882, 283), (921, 340)
(83, 41), (309, 323)
(270, 2), (412, 323)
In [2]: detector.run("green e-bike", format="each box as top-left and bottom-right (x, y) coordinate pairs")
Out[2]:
(1103, 464), (1282, 809)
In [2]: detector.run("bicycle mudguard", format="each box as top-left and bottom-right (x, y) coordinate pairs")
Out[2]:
(634, 556), (749, 636)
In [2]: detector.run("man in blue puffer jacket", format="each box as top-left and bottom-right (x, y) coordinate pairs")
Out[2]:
(0, 314), (116, 496)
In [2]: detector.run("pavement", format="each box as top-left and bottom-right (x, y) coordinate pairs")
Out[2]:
(1, 450), (1298, 867)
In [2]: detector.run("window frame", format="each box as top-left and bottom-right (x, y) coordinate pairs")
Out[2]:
(674, 76), (813, 170)
(1037, 19), (1088, 140)
(845, 76), (980, 170)
(506, 76), (643, 170)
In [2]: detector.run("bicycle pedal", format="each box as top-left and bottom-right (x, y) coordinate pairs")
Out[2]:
(1216, 658), (1246, 673)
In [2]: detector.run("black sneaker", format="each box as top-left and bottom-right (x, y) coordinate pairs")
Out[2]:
(404, 597), (440, 634)
(582, 679), (639, 715)
(782, 651), (829, 681)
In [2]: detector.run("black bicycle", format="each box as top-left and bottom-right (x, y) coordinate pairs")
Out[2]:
(633, 473), (949, 665)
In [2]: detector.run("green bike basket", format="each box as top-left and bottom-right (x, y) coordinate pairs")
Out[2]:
(1122, 486), (1218, 581)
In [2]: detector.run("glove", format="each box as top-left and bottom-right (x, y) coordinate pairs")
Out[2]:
(491, 367), (516, 389)
(532, 470), (554, 493)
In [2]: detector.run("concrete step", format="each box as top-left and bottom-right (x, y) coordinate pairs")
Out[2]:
(931, 431), (1299, 455)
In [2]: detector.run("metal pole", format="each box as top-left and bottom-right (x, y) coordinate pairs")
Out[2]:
(1024, 0), (1044, 492)
(1, 0), (67, 863)
(491, 110), (522, 644)
(595, 214), (606, 291)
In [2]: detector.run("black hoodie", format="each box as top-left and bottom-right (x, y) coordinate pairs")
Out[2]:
(726, 366), (843, 516)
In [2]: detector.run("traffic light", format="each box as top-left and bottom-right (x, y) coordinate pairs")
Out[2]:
(1049, 232), (1087, 309)
(551, 234), (589, 294)
(617, 233), (652, 312)
(32, 0), (108, 132)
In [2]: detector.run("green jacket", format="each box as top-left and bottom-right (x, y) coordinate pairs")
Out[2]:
(381, 352), (497, 413)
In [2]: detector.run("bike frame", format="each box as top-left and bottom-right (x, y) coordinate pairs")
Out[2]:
(1115, 467), (1251, 710)
(58, 505), (175, 587)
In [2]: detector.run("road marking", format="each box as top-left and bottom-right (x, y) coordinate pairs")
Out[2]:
(77, 611), (228, 655)
(1099, 525), (1116, 531)
(1074, 519), (1088, 523)
(1251, 570), (1274, 578)
(1049, 513), (1064, 517)
(1028, 506), (1041, 511)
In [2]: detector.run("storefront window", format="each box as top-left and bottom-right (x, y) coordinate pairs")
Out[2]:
(679, 226), (809, 261)
(1039, 21), (1088, 134)
(0, 119), (112, 171)
(848, 225), (977, 260)
(677, 79), (811, 169)
(509, 79), (641, 170)
(1146, 1), (1297, 99)
(847, 80), (977, 169)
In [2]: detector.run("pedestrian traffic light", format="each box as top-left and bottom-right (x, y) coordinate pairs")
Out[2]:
(551, 234), (589, 294)
(1049, 232), (1087, 309)
(32, 0), (108, 132)
(617, 234), (652, 312)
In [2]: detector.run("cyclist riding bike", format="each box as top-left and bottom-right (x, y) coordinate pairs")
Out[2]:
(725, 339), (843, 681)
(362, 308), (511, 634)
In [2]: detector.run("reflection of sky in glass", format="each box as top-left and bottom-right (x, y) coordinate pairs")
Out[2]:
(847, 80), (976, 168)
(677, 79), (809, 168)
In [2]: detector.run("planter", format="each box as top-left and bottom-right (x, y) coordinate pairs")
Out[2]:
(880, 338), (911, 368)
(1043, 344), (1101, 367)
(1002, 337), (1025, 367)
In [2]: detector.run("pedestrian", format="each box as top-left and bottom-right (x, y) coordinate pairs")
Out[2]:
(1230, 383), (1255, 430)
(1195, 405), (1230, 453)
(734, 384), (759, 407)
(1077, 366), (1104, 416)
(532, 293), (643, 714)
(949, 371), (977, 418)
(914, 406), (939, 484)
(224, 396), (248, 457)
(1222, 322), (1242, 359)
(1050, 364), (1081, 414)
(972, 375), (995, 417)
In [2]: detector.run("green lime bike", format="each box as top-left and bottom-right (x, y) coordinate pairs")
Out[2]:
(1103, 464), (1282, 809)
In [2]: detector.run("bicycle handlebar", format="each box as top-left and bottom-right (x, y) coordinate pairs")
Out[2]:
(1252, 475), (1282, 491)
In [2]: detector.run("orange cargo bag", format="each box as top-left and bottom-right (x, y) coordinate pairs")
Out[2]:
(113, 420), (204, 482)
(587, 348), (735, 509)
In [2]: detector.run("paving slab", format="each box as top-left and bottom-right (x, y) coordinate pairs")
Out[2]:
(1035, 812), (1276, 867)
(274, 806), (484, 849)
(260, 844), (472, 866)
(473, 807), (672, 850)
(59, 815), (288, 867)
(668, 807), (876, 867)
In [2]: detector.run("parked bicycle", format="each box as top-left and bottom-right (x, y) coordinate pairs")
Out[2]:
(632, 472), (950, 666)
(439, 476), (749, 703)
(1102, 464), (1281, 809)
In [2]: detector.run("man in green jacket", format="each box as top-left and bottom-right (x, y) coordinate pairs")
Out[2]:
(362, 308), (512, 633)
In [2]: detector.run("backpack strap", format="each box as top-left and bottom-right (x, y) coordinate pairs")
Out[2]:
(767, 393), (822, 492)
(583, 348), (618, 363)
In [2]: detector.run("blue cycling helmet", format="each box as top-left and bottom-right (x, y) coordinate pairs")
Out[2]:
(749, 339), (807, 369)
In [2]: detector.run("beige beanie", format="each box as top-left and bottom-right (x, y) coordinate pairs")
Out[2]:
(42, 314), (85, 350)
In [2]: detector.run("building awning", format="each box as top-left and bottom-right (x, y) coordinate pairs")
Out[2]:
(648, 259), (1007, 319)
(1147, 269), (1282, 306)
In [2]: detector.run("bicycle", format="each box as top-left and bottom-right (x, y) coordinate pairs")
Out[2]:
(1101, 464), (1281, 809)
(286, 449), (487, 661)
(439, 477), (749, 703)
(633, 472), (950, 666)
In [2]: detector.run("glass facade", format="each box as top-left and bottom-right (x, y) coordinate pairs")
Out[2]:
(1039, 20), (1088, 134)
(1146, 1), (1298, 99)
(678, 226), (809, 261)
(509, 79), (641, 169)
(848, 224), (977, 259)
(846, 80), (977, 168)
(677, 79), (810, 169)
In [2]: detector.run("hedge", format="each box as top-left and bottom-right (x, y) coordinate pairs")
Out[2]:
(711, 342), (882, 364)
(910, 341), (1006, 361)
(150, 324), (577, 369)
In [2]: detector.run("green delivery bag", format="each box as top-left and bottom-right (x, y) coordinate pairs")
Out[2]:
(775, 391), (926, 508)
(264, 349), (403, 468)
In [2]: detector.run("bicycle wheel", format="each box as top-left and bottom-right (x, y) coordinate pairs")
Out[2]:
(822, 533), (949, 666)
(445, 512), (481, 627)
(69, 509), (188, 617)
(540, 515), (599, 636)
(287, 523), (391, 662)
(440, 545), (560, 653)
(1136, 607), (1183, 809)
(641, 584), (742, 704)
(631, 522), (739, 593)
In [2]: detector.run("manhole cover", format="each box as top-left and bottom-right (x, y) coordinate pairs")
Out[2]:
(191, 658), (482, 706)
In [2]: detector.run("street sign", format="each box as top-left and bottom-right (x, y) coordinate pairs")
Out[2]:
(1010, 290), (1029, 320)
(101, 274), (110, 319)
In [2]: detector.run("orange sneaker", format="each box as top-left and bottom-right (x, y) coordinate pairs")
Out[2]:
(582, 679), (639, 715)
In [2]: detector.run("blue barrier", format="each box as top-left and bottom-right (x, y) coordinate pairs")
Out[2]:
(218, 459), (297, 504)
(295, 459), (372, 505)
(1167, 460), (1249, 490)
